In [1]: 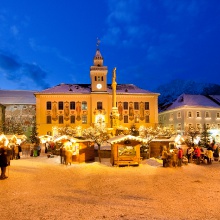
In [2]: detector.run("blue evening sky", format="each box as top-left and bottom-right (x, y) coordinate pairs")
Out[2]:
(0, 0), (220, 92)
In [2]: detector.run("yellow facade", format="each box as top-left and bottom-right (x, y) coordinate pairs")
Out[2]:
(35, 49), (159, 136)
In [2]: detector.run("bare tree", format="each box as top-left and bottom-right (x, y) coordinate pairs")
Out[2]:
(82, 125), (110, 163)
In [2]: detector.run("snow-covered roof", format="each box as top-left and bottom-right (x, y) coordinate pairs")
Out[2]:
(0, 90), (37, 104)
(53, 135), (94, 143)
(209, 95), (220, 104)
(163, 94), (220, 111)
(107, 134), (148, 144)
(35, 83), (157, 95)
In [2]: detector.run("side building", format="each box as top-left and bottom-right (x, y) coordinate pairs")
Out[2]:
(35, 48), (160, 136)
(0, 90), (37, 137)
(158, 94), (220, 135)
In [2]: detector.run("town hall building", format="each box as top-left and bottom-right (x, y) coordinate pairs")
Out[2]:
(34, 48), (159, 136)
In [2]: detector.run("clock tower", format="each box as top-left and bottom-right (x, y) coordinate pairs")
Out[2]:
(90, 45), (108, 92)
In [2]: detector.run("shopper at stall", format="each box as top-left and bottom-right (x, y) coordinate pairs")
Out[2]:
(161, 146), (168, 167)
(0, 144), (8, 180)
(177, 147), (183, 167)
(194, 146), (201, 165)
(206, 145), (213, 164)
(187, 145), (194, 163)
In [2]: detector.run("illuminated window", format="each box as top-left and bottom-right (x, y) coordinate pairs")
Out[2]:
(58, 115), (63, 124)
(70, 115), (75, 124)
(46, 116), (51, 124)
(97, 102), (102, 110)
(145, 102), (149, 110)
(134, 102), (139, 110)
(82, 101), (87, 110)
(145, 115), (150, 123)
(188, 111), (192, 118)
(196, 124), (201, 130)
(205, 111), (210, 118)
(134, 115), (139, 123)
(70, 102), (75, 110)
(124, 115), (128, 123)
(97, 76), (102, 81)
(58, 102), (63, 110)
(82, 115), (87, 124)
(123, 102), (128, 110)
(46, 101), (51, 110)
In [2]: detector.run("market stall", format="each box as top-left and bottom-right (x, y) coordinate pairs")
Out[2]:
(108, 135), (148, 166)
(54, 135), (95, 163)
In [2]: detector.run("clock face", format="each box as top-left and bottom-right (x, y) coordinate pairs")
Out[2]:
(97, 83), (102, 89)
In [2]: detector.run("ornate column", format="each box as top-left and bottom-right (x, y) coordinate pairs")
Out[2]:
(111, 67), (119, 134)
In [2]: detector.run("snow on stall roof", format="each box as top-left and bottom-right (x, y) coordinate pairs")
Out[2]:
(165, 94), (220, 111)
(0, 89), (37, 104)
(107, 134), (148, 144)
(36, 83), (157, 95)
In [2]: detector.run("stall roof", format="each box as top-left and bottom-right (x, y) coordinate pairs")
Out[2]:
(53, 135), (94, 143)
(108, 135), (148, 144)
(150, 136), (176, 142)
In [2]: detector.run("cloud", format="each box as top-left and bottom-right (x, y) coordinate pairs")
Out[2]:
(102, 0), (146, 47)
(29, 38), (75, 65)
(10, 25), (19, 37)
(0, 52), (20, 71)
(0, 50), (50, 89)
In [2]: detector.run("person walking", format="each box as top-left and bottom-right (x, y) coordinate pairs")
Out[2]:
(0, 144), (9, 180)
(206, 145), (213, 164)
(161, 146), (168, 167)
(177, 147), (183, 167)
(194, 146), (201, 165)
(187, 145), (194, 163)
(14, 144), (19, 159)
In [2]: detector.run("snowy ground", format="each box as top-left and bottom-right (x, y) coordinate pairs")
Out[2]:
(1, 153), (220, 220)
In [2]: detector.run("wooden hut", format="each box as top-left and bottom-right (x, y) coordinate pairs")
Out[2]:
(149, 136), (176, 158)
(54, 135), (95, 163)
(108, 135), (148, 166)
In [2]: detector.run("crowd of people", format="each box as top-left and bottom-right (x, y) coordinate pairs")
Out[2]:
(0, 141), (44, 180)
(59, 144), (78, 165)
(161, 142), (220, 168)
(1, 137), (220, 180)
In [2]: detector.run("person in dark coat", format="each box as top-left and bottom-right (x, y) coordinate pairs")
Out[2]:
(0, 145), (8, 180)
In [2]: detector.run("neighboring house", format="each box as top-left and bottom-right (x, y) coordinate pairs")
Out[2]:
(35, 48), (160, 136)
(0, 103), (6, 133)
(158, 94), (220, 135)
(0, 90), (37, 137)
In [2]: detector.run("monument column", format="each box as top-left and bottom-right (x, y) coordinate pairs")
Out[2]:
(111, 67), (119, 135)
